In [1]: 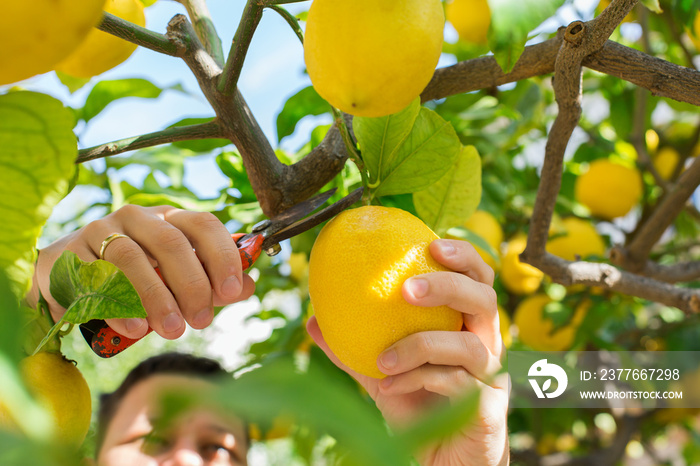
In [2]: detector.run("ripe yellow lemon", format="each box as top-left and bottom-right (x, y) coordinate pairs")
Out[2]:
(546, 217), (606, 262)
(500, 235), (543, 295)
(575, 159), (642, 220)
(514, 295), (587, 351)
(308, 206), (463, 379)
(449, 210), (502, 271)
(653, 147), (681, 181)
(446, 0), (491, 45)
(1, 352), (91, 447)
(304, 0), (444, 117)
(0, 0), (106, 85)
(56, 0), (146, 78)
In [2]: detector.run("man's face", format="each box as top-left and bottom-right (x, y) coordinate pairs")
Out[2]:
(97, 374), (248, 466)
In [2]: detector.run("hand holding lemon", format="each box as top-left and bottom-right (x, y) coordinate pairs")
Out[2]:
(306, 206), (508, 465)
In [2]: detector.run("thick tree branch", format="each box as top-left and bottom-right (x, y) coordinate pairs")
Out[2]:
(517, 0), (700, 314)
(630, 259), (700, 283)
(421, 36), (700, 107)
(98, 11), (179, 57)
(75, 121), (223, 163)
(218, 0), (263, 95)
(175, 0), (225, 66)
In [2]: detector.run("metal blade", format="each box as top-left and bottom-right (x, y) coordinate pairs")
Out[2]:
(262, 187), (363, 250)
(261, 188), (337, 238)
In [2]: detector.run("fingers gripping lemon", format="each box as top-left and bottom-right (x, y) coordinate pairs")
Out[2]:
(304, 0), (445, 117)
(56, 0), (146, 78)
(309, 207), (463, 379)
(0, 0), (106, 85)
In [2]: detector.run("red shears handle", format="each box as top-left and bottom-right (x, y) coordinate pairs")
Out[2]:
(80, 233), (264, 358)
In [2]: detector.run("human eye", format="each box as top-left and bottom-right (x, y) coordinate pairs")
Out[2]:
(201, 442), (242, 464)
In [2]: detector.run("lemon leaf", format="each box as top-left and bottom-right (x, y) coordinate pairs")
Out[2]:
(354, 100), (461, 197)
(413, 145), (482, 237)
(0, 91), (77, 299)
(639, 0), (662, 13)
(80, 78), (187, 123)
(49, 251), (147, 324)
(487, 0), (565, 73)
(354, 98), (421, 186)
(276, 86), (331, 142)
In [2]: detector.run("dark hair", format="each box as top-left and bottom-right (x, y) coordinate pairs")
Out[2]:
(96, 352), (228, 452)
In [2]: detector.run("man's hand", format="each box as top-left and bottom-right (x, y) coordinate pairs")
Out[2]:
(27, 205), (255, 340)
(307, 239), (509, 466)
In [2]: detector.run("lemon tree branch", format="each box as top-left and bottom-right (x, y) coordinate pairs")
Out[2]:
(175, 0), (225, 66)
(218, 0), (263, 95)
(75, 121), (223, 163)
(98, 11), (179, 56)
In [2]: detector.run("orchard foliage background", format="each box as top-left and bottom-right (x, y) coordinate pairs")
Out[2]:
(3, 0), (700, 464)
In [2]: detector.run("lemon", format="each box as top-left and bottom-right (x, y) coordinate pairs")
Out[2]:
(446, 0), (491, 45)
(546, 217), (605, 262)
(308, 206), (463, 379)
(498, 305), (512, 348)
(0, 0), (106, 85)
(56, 0), (146, 78)
(304, 0), (444, 117)
(449, 210), (502, 271)
(514, 294), (587, 351)
(1, 352), (91, 447)
(500, 235), (543, 295)
(653, 147), (681, 181)
(645, 129), (659, 154)
(575, 159), (642, 220)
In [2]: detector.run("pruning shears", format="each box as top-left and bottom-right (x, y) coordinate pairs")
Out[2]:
(80, 187), (363, 358)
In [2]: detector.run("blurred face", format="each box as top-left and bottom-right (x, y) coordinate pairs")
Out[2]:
(97, 374), (248, 466)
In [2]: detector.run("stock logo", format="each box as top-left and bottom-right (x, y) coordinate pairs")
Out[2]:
(528, 359), (568, 399)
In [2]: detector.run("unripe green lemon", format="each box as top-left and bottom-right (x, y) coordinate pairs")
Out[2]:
(309, 206), (463, 379)
(304, 0), (444, 117)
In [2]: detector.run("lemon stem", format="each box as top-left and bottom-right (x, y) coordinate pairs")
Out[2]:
(331, 107), (372, 205)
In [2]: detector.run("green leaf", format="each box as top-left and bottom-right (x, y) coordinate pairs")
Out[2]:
(55, 71), (91, 94)
(170, 356), (413, 465)
(80, 78), (186, 123)
(169, 117), (231, 153)
(487, 0), (565, 72)
(217, 151), (256, 202)
(0, 91), (77, 298)
(640, 0), (662, 13)
(276, 86), (330, 142)
(106, 146), (192, 187)
(48, 251), (147, 324)
(354, 100), (461, 198)
(414, 145), (482, 237)
(671, 0), (700, 28)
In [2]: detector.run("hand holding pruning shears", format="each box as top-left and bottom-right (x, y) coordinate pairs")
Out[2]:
(26, 188), (362, 357)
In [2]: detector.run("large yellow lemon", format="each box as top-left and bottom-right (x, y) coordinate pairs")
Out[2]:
(514, 295), (588, 351)
(309, 206), (463, 379)
(575, 159), (642, 220)
(304, 0), (444, 117)
(0, 352), (91, 447)
(56, 0), (145, 78)
(0, 0), (106, 85)
(546, 217), (606, 262)
(446, 0), (491, 45)
(500, 235), (543, 295)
